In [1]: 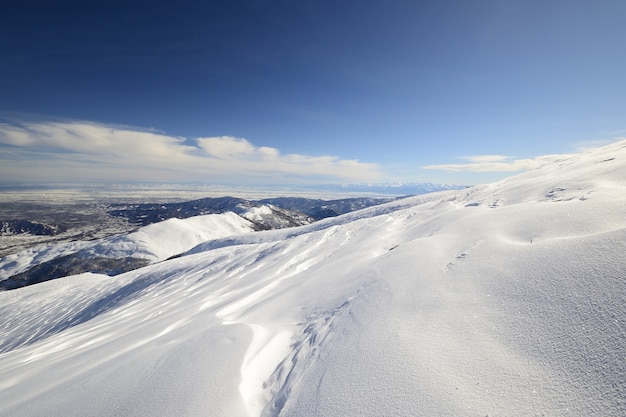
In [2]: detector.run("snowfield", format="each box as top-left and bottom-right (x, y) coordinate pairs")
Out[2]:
(1, 140), (625, 416)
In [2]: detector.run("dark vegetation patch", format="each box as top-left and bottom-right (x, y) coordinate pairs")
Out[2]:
(0, 255), (149, 291)
(0, 219), (66, 236)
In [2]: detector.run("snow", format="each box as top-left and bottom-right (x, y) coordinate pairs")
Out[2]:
(0, 211), (256, 280)
(81, 211), (256, 262)
(1, 140), (626, 416)
(237, 204), (275, 222)
(0, 240), (91, 281)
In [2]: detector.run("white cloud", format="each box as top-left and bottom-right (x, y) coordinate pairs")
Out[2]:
(422, 154), (571, 173)
(459, 155), (512, 164)
(197, 136), (380, 181)
(0, 123), (37, 146)
(0, 121), (382, 184)
(197, 136), (259, 158)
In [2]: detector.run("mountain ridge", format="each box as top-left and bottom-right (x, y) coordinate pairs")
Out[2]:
(0, 196), (408, 286)
(0, 141), (625, 416)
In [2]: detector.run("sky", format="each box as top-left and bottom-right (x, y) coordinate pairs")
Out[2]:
(1, 0), (625, 186)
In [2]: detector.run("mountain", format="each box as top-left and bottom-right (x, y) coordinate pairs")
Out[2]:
(106, 196), (399, 226)
(0, 197), (402, 290)
(0, 141), (625, 416)
(257, 196), (398, 219)
(0, 212), (256, 290)
(0, 194), (395, 258)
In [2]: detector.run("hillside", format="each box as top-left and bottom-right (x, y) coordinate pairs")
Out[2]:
(0, 212), (256, 289)
(0, 140), (625, 416)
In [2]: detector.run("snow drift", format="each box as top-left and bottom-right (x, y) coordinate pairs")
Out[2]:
(1, 140), (625, 416)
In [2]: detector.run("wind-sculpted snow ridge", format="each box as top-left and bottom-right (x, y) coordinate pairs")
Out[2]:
(1, 140), (626, 416)
(261, 287), (367, 417)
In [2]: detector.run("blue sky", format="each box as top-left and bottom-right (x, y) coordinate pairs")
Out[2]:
(1, 0), (625, 186)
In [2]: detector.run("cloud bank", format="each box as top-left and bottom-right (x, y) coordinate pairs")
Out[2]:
(422, 153), (573, 173)
(0, 121), (382, 184)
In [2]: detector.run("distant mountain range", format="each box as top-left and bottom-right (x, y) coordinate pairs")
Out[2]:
(301, 182), (468, 195)
(106, 196), (403, 227)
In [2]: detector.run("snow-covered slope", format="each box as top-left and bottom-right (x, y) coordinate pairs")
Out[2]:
(0, 212), (256, 284)
(1, 140), (625, 416)
(82, 211), (255, 262)
(233, 204), (313, 230)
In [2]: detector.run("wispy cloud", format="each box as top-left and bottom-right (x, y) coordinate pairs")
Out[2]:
(422, 154), (571, 173)
(0, 121), (382, 184)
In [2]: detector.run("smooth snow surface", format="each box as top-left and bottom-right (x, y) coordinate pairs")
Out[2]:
(1, 141), (626, 416)
(82, 212), (255, 262)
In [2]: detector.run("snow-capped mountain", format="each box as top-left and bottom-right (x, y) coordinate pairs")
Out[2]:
(256, 196), (398, 219)
(232, 203), (314, 229)
(0, 140), (625, 416)
(0, 197), (403, 290)
(106, 195), (397, 226)
(0, 212), (257, 290)
(0, 194), (395, 259)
